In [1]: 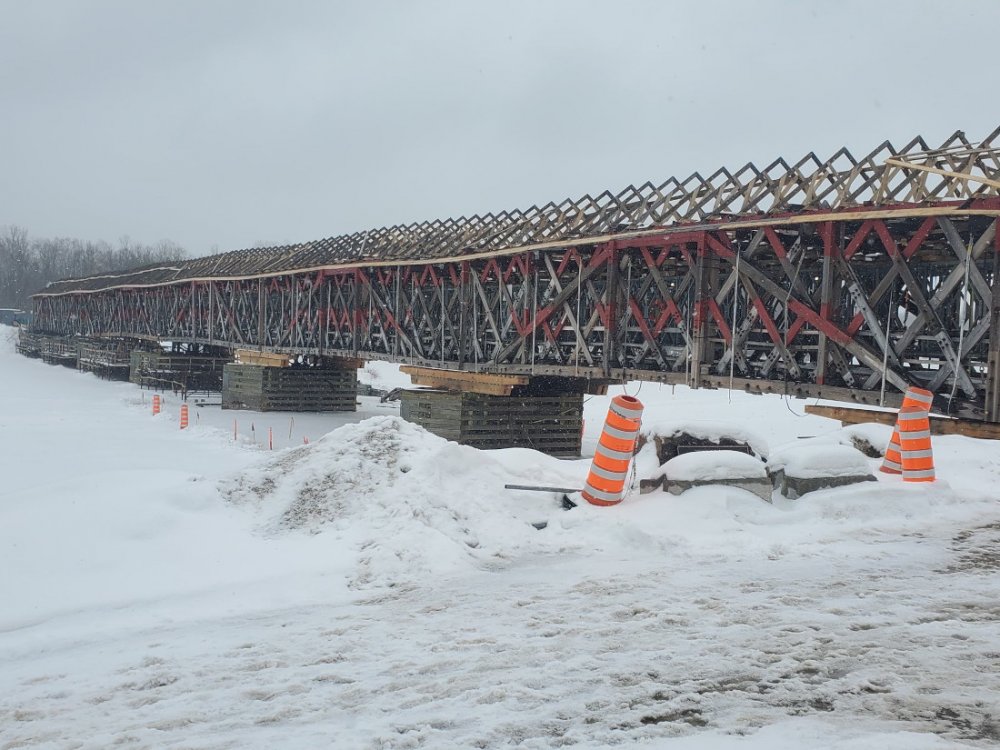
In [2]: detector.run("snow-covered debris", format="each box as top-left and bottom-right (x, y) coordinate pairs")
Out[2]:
(641, 419), (769, 459)
(654, 450), (772, 501)
(660, 450), (767, 482)
(781, 422), (894, 459)
(222, 415), (582, 587)
(840, 422), (894, 457)
(767, 443), (877, 499)
(768, 443), (872, 480)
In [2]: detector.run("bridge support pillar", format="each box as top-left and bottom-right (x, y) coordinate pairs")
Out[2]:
(36, 333), (79, 368)
(15, 330), (42, 358)
(397, 367), (607, 457)
(78, 337), (142, 381)
(130, 344), (232, 392)
(222, 354), (359, 412)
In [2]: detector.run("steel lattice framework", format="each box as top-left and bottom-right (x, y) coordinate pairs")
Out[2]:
(31, 127), (1000, 420)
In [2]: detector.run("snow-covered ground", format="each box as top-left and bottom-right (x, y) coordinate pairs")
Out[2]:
(1, 326), (998, 748)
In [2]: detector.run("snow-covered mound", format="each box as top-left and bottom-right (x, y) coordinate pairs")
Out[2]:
(222, 416), (578, 588)
(660, 450), (767, 482)
(641, 418), (770, 458)
(839, 422), (894, 457)
(768, 443), (872, 479)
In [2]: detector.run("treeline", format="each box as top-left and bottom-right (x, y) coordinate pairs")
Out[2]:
(0, 226), (186, 309)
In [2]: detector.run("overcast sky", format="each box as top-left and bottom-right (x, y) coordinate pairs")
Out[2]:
(1, 0), (998, 255)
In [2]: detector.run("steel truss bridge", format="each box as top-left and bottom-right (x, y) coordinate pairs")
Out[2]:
(31, 127), (1000, 420)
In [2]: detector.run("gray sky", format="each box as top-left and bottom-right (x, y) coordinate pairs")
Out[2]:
(1, 0), (997, 255)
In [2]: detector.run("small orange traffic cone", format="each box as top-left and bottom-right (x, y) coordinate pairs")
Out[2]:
(880, 430), (902, 474)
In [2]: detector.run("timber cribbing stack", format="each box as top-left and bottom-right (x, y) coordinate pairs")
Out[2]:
(77, 338), (135, 379)
(23, 125), (1000, 424)
(130, 349), (229, 391)
(221, 364), (357, 412)
(399, 390), (583, 457)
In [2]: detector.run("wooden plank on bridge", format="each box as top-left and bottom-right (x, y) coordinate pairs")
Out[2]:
(400, 366), (530, 396)
(235, 349), (291, 367)
(804, 404), (1000, 440)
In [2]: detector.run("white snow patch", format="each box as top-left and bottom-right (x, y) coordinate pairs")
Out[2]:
(357, 359), (414, 390)
(659, 450), (767, 482)
(768, 443), (873, 479)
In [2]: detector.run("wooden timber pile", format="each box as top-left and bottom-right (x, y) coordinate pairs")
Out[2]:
(15, 330), (42, 358)
(130, 349), (230, 392)
(78, 338), (133, 380)
(39, 335), (79, 366)
(222, 363), (357, 412)
(399, 389), (583, 458)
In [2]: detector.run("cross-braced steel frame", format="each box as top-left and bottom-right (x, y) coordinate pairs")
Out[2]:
(30, 128), (1000, 420)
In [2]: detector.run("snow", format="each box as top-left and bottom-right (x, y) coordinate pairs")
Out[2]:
(768, 443), (874, 479)
(358, 358), (414, 391)
(221, 416), (585, 588)
(2, 326), (1000, 748)
(640, 418), (770, 459)
(659, 450), (767, 482)
(841, 422), (895, 456)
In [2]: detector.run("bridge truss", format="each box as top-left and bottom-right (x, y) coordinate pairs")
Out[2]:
(31, 127), (1000, 420)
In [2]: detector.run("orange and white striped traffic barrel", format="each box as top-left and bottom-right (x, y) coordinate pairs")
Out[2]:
(152, 394), (161, 416)
(880, 386), (934, 474)
(901, 386), (933, 412)
(880, 430), (903, 474)
(897, 404), (935, 482)
(582, 395), (644, 506)
(179, 403), (189, 430)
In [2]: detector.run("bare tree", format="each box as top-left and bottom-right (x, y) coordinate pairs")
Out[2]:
(0, 227), (186, 308)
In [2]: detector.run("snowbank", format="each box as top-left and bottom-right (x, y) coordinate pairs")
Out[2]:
(660, 450), (767, 482)
(222, 416), (582, 588)
(767, 443), (872, 479)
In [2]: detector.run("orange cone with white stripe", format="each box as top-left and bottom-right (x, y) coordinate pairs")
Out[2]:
(180, 404), (189, 430)
(901, 386), (934, 412)
(152, 394), (161, 416)
(880, 430), (903, 474)
(898, 404), (934, 482)
(582, 395), (643, 506)
(880, 386), (934, 474)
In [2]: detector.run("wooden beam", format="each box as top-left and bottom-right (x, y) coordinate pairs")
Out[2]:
(234, 349), (290, 367)
(804, 404), (1000, 440)
(884, 157), (1000, 191)
(400, 365), (529, 396)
